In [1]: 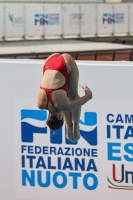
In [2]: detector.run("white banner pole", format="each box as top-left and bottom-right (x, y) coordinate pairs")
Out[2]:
(112, 3), (114, 36)
(23, 4), (26, 39)
(96, 4), (98, 36)
(61, 3), (64, 38)
(128, 3), (130, 35)
(3, 4), (6, 40)
(79, 4), (81, 37)
(43, 4), (45, 38)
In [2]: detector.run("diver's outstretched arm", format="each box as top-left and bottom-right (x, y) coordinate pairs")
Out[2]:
(64, 84), (92, 112)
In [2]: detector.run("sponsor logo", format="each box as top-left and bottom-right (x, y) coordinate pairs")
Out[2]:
(70, 13), (84, 25)
(21, 109), (98, 190)
(34, 14), (59, 26)
(106, 114), (133, 190)
(21, 110), (97, 146)
(103, 13), (124, 24)
(9, 13), (23, 25)
(107, 164), (133, 190)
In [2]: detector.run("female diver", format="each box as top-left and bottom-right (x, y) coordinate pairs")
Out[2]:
(37, 53), (92, 142)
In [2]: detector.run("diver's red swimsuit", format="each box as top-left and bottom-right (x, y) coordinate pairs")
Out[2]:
(40, 54), (69, 110)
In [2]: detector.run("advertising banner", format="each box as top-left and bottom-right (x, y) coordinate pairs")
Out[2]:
(14, 99), (99, 200)
(129, 4), (133, 35)
(113, 4), (129, 35)
(5, 4), (24, 38)
(14, 94), (133, 200)
(25, 4), (44, 38)
(97, 4), (113, 36)
(62, 4), (80, 36)
(80, 4), (96, 36)
(0, 4), (4, 38)
(105, 102), (133, 192)
(44, 4), (62, 37)
(0, 60), (133, 200)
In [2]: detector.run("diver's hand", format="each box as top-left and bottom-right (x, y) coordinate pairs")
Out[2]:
(79, 83), (92, 96)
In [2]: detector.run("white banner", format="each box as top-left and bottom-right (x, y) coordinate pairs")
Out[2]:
(0, 60), (133, 200)
(114, 4), (129, 35)
(14, 98), (133, 200)
(25, 4), (44, 38)
(0, 4), (4, 38)
(0, 2), (132, 39)
(80, 4), (96, 36)
(97, 4), (113, 36)
(63, 4), (80, 36)
(5, 4), (24, 38)
(129, 4), (133, 35)
(44, 4), (62, 37)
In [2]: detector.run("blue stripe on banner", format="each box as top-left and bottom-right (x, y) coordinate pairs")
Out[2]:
(80, 112), (97, 126)
(21, 109), (47, 121)
(21, 122), (47, 142)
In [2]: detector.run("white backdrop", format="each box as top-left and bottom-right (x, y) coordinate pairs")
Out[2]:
(0, 3), (133, 38)
(113, 4), (129, 35)
(25, 4), (44, 38)
(129, 4), (133, 35)
(44, 4), (62, 37)
(5, 4), (24, 38)
(62, 4), (80, 36)
(80, 4), (96, 36)
(97, 4), (113, 36)
(0, 4), (4, 38)
(0, 59), (133, 200)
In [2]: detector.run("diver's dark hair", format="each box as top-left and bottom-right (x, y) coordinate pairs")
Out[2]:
(46, 115), (64, 130)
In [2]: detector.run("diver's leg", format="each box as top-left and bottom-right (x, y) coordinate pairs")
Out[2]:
(63, 111), (73, 141)
(62, 53), (81, 142)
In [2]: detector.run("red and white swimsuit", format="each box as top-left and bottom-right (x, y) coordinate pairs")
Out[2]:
(40, 54), (69, 110)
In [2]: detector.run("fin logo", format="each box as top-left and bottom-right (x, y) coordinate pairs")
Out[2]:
(103, 13), (124, 24)
(34, 14), (59, 26)
(21, 110), (97, 146)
